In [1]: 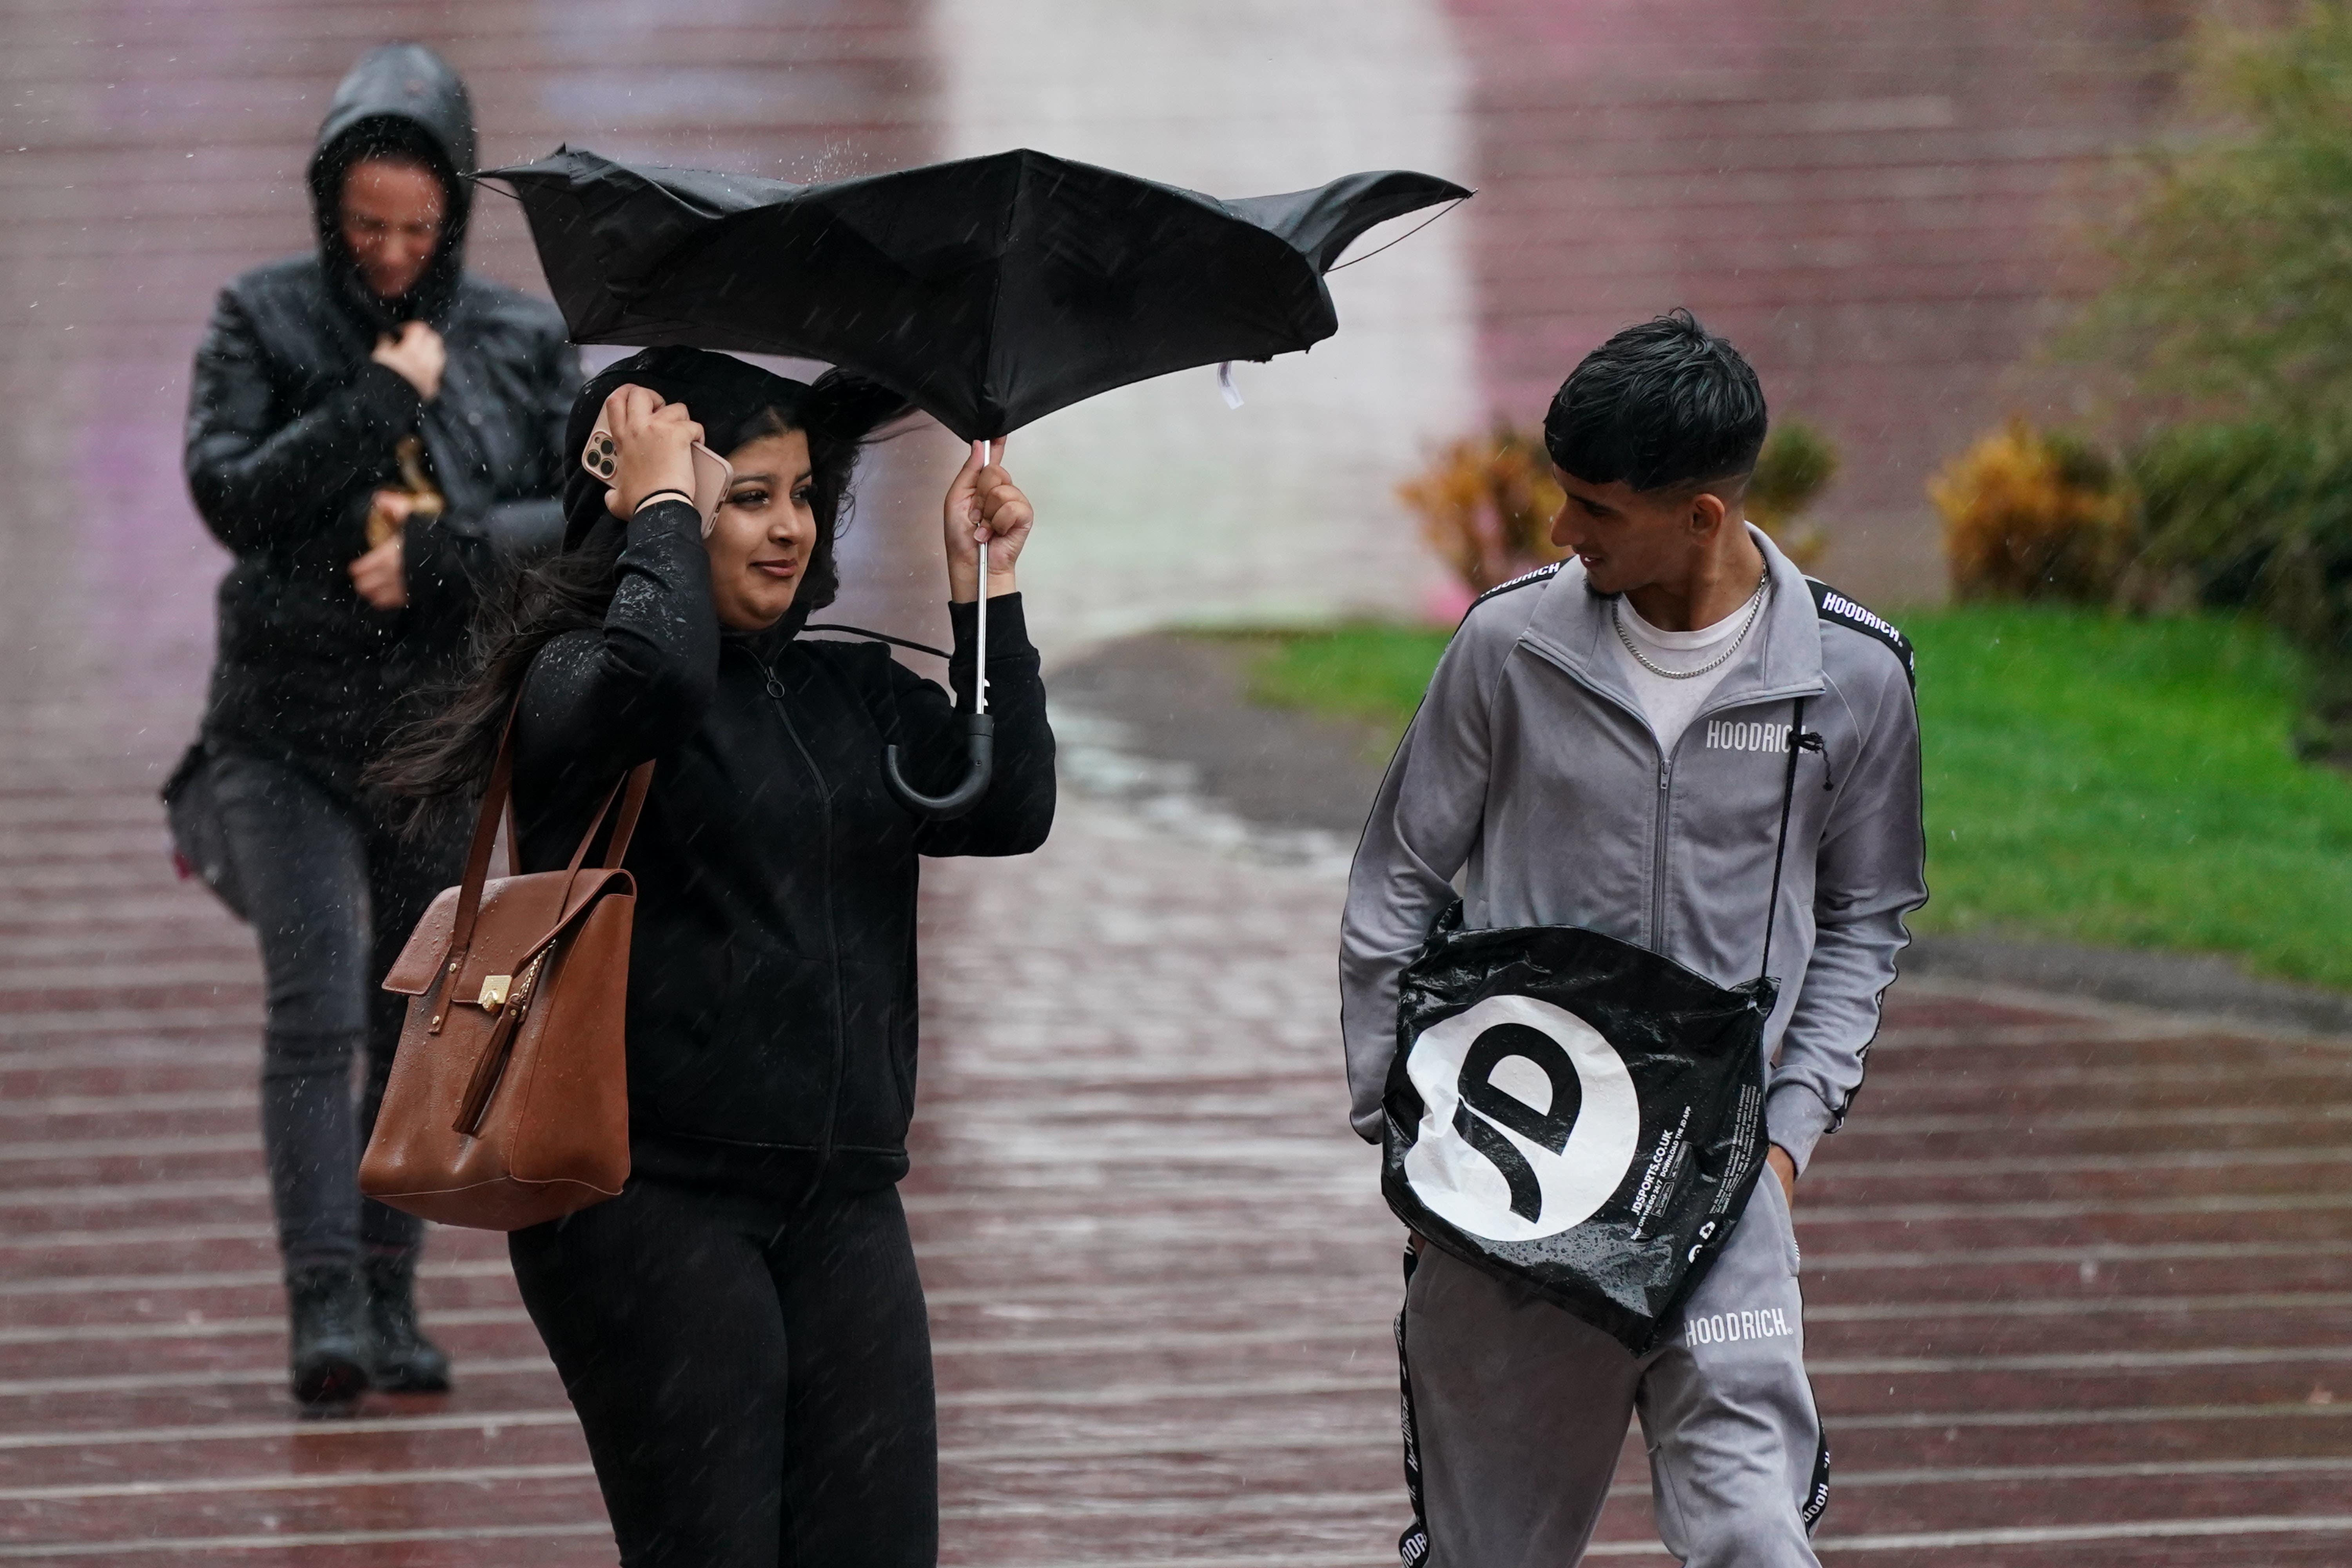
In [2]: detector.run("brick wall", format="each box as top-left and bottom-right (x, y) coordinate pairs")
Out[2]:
(11, 0), (944, 710)
(1444, 0), (2192, 603)
(27, 0), (2214, 679)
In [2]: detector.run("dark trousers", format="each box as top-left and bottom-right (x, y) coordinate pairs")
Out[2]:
(509, 1178), (939, 1568)
(210, 749), (465, 1270)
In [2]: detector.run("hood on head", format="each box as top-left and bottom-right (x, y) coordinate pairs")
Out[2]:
(562, 348), (817, 554)
(307, 42), (477, 330)
(561, 347), (911, 640)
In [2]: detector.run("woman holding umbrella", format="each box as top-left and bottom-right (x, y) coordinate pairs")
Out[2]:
(376, 345), (1054, 1566)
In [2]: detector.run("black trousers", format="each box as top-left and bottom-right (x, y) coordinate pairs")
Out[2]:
(510, 1177), (938, 1568)
(210, 749), (465, 1269)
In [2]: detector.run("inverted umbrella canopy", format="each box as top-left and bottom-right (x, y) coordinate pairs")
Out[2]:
(481, 146), (1471, 441)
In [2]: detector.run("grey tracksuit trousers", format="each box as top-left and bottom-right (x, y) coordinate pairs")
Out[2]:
(1400, 1174), (1826, 1567)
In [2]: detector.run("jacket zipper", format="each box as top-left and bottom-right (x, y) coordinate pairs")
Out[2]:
(1652, 742), (1672, 951)
(1517, 637), (1818, 954)
(756, 649), (848, 1196)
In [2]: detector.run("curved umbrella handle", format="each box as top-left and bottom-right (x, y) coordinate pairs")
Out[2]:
(884, 713), (995, 820)
(884, 439), (1001, 822)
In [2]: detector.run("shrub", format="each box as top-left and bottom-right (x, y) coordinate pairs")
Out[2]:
(1401, 418), (1842, 595)
(2128, 419), (2352, 754)
(1930, 419), (2134, 602)
(2063, 4), (2352, 754)
(2129, 422), (2305, 608)
(1746, 419), (1840, 568)
(1397, 427), (1567, 596)
(2075, 4), (2352, 432)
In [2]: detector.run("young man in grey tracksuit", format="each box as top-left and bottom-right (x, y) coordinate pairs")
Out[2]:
(1340, 310), (1927, 1566)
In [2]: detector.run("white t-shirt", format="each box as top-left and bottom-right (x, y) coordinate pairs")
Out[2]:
(1608, 589), (1767, 755)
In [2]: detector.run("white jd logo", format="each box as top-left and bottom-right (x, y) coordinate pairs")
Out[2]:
(1403, 995), (1642, 1243)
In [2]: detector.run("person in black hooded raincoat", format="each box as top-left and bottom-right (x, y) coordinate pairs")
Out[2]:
(176, 40), (579, 1408)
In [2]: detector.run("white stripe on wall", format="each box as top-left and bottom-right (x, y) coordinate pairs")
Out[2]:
(929, 0), (1479, 641)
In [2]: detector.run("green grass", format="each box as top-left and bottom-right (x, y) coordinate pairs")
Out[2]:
(1233, 625), (1454, 751)
(1229, 607), (2352, 991)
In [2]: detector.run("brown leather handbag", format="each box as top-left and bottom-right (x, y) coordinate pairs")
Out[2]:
(360, 724), (650, 1231)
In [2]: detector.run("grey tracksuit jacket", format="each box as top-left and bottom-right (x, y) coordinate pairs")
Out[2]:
(1340, 530), (1927, 1174)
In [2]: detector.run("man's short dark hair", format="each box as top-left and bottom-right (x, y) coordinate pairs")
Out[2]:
(1542, 309), (1767, 494)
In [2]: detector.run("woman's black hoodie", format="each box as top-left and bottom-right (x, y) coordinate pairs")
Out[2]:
(511, 499), (1056, 1198)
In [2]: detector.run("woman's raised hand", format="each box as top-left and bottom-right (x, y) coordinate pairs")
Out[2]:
(942, 439), (1034, 603)
(597, 384), (704, 519)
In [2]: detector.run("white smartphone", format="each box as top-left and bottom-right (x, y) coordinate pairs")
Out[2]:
(582, 430), (734, 538)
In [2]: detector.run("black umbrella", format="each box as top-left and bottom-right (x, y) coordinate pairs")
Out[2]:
(482, 146), (1469, 815)
(482, 145), (1469, 441)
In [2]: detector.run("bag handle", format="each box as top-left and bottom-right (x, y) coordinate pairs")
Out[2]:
(446, 720), (515, 956)
(450, 709), (654, 957)
(581, 762), (653, 872)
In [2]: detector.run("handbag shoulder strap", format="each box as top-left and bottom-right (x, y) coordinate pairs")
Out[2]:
(560, 762), (655, 873)
(448, 717), (516, 955)
(603, 762), (654, 868)
(1759, 585), (1899, 981)
(1757, 695), (1808, 985)
(451, 709), (656, 953)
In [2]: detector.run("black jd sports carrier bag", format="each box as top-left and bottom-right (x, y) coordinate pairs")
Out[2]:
(1381, 696), (1816, 1358)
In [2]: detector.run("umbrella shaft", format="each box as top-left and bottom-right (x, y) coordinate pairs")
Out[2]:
(974, 439), (991, 717)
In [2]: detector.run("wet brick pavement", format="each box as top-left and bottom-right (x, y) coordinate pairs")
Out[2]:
(9, 761), (2352, 1562)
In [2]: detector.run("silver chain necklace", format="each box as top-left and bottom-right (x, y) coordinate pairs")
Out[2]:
(1613, 574), (1769, 681)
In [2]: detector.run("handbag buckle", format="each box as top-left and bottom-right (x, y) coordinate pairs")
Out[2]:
(475, 975), (513, 1013)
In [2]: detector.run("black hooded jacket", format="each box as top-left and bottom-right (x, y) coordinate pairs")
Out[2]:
(507, 348), (1056, 1199)
(185, 43), (580, 797)
(510, 536), (1056, 1198)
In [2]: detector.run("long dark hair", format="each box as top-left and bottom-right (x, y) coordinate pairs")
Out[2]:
(372, 348), (907, 816)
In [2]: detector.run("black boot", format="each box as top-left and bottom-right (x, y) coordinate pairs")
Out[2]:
(285, 1263), (370, 1408)
(363, 1251), (452, 1394)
